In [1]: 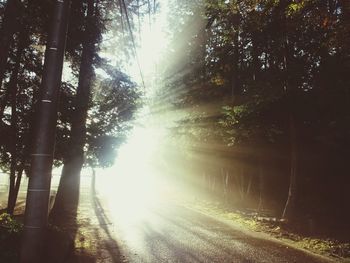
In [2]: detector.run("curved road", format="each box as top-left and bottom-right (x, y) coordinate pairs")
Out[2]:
(72, 176), (334, 263)
(109, 202), (332, 263)
(0, 174), (334, 263)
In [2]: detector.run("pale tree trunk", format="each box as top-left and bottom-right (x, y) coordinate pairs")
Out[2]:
(222, 168), (229, 203)
(91, 167), (96, 195)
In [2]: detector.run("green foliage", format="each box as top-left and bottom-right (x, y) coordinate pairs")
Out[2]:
(86, 65), (141, 167)
(166, 0), (350, 150)
(0, 213), (23, 233)
(0, 0), (144, 173)
(286, 1), (307, 16)
(0, 213), (23, 263)
(161, 0), (350, 225)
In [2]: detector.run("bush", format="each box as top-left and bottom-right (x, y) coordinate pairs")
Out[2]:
(0, 213), (23, 263)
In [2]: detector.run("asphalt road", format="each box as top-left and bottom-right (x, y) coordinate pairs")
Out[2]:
(0, 174), (335, 263)
(93, 195), (333, 263)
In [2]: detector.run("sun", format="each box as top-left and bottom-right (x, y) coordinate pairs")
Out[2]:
(94, 114), (167, 212)
(138, 24), (166, 72)
(128, 2), (169, 83)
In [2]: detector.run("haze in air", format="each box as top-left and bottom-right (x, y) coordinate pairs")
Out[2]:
(0, 0), (349, 262)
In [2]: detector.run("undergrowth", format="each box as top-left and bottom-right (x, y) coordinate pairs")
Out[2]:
(0, 213), (23, 263)
(187, 200), (350, 261)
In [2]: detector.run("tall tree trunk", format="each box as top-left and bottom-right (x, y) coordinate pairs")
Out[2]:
(231, 13), (240, 103)
(257, 156), (264, 213)
(20, 0), (71, 262)
(282, 114), (298, 220)
(52, 0), (96, 216)
(6, 28), (26, 215)
(252, 31), (260, 81)
(7, 162), (25, 215)
(91, 167), (96, 195)
(279, 0), (298, 221)
(7, 75), (19, 215)
(0, 0), (22, 90)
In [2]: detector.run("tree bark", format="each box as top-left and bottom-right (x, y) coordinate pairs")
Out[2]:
(275, 0), (299, 221)
(51, 0), (96, 216)
(7, 58), (19, 215)
(7, 163), (25, 215)
(257, 156), (265, 213)
(252, 30), (260, 81)
(231, 13), (240, 103)
(6, 28), (26, 215)
(20, 0), (71, 261)
(282, 114), (298, 220)
(91, 167), (96, 195)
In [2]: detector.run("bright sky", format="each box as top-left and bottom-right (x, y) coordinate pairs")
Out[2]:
(128, 0), (170, 90)
(95, 0), (170, 95)
(95, 1), (175, 206)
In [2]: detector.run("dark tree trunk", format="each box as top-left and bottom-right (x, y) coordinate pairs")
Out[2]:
(282, 114), (298, 220)
(52, 0), (96, 216)
(0, 0), (23, 90)
(7, 81), (18, 214)
(257, 156), (265, 213)
(231, 13), (240, 103)
(7, 163), (25, 215)
(20, 0), (71, 261)
(6, 28), (26, 215)
(252, 31), (260, 81)
(280, 0), (299, 221)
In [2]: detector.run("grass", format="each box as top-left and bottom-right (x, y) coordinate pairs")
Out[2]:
(185, 199), (350, 262)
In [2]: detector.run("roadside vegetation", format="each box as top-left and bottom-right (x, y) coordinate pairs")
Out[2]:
(186, 200), (350, 261)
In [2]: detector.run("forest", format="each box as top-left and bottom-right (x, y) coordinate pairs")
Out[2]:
(159, 0), (350, 233)
(0, 0), (349, 262)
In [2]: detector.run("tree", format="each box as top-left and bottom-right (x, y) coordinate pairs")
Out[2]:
(52, 0), (147, 217)
(51, 0), (97, 216)
(6, 27), (28, 215)
(0, 0), (144, 218)
(20, 0), (71, 262)
(0, 0), (23, 91)
(1, 0), (49, 214)
(160, 0), (350, 227)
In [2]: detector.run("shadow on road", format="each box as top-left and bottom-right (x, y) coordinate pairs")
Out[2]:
(92, 195), (122, 263)
(46, 191), (80, 263)
(46, 174), (88, 263)
(43, 174), (123, 263)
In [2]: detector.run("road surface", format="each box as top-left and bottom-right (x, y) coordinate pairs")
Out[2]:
(68, 176), (334, 263)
